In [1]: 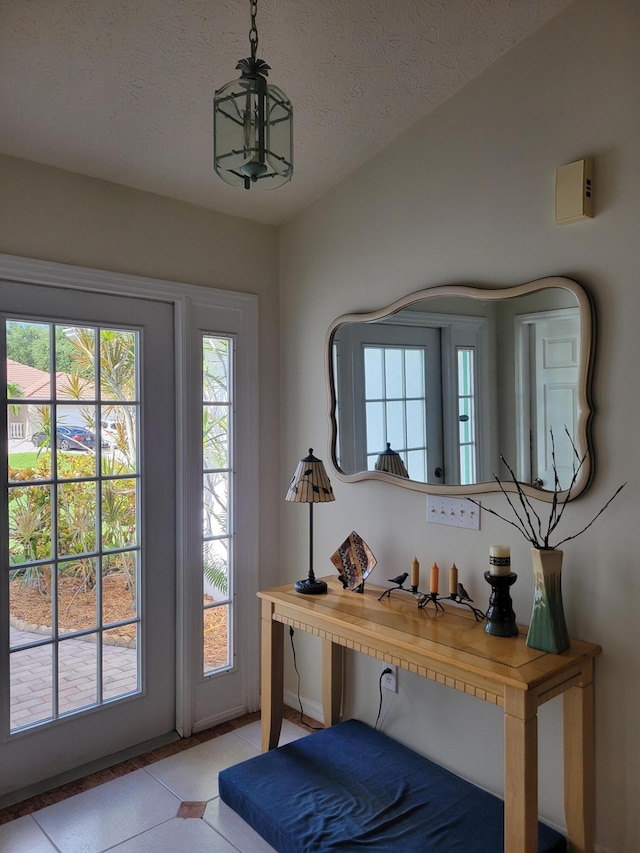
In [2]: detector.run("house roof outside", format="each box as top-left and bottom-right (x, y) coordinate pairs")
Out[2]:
(7, 359), (88, 401)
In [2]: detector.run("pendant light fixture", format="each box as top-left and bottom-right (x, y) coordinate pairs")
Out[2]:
(213, 0), (293, 190)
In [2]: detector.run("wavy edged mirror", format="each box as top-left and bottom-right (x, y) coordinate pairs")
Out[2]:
(326, 277), (594, 502)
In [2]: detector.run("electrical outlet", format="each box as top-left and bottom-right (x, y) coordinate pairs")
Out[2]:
(426, 495), (480, 530)
(382, 664), (397, 692)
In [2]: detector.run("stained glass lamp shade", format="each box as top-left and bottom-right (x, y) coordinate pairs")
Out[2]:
(285, 449), (335, 594)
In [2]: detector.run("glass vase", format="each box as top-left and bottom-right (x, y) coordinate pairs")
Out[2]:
(526, 548), (570, 654)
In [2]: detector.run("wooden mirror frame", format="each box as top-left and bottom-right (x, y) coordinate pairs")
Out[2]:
(326, 277), (594, 502)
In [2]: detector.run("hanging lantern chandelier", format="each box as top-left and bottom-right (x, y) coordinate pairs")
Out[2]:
(213, 0), (293, 190)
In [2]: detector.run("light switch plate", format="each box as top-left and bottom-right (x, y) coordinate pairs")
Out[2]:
(426, 495), (480, 529)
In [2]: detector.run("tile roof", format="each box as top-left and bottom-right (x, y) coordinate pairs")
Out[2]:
(7, 359), (90, 400)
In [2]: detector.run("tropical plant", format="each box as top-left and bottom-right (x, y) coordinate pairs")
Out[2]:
(31, 405), (52, 456)
(203, 559), (228, 596)
(62, 327), (137, 468)
(468, 428), (626, 550)
(7, 381), (24, 416)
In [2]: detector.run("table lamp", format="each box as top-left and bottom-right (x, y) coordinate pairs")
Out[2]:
(374, 443), (409, 478)
(285, 449), (335, 594)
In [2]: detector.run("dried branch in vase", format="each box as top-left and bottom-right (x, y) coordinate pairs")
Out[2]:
(468, 428), (626, 550)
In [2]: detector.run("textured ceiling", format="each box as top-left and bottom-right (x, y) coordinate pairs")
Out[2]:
(0, 0), (574, 226)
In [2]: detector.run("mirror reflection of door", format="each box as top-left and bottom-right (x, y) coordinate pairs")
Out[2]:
(515, 308), (580, 490)
(333, 323), (444, 483)
(332, 312), (490, 485)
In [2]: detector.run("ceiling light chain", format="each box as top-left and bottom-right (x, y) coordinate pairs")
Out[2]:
(249, 0), (258, 61)
(213, 0), (293, 191)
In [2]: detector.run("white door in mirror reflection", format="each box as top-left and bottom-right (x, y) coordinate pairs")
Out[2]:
(517, 308), (579, 490)
(335, 323), (444, 482)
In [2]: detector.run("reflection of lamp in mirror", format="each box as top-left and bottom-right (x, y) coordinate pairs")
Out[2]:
(286, 449), (335, 594)
(375, 443), (409, 478)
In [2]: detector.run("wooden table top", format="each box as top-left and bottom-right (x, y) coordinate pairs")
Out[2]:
(259, 576), (601, 697)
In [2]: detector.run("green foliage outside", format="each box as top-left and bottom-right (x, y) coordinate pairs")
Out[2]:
(6, 322), (79, 374)
(8, 326), (231, 603)
(8, 325), (138, 599)
(8, 453), (137, 597)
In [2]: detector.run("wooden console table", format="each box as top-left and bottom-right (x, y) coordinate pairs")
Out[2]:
(259, 577), (601, 853)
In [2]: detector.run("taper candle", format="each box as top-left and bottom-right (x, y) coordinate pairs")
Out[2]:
(411, 557), (420, 588)
(430, 562), (439, 594)
(489, 545), (511, 576)
(449, 563), (458, 595)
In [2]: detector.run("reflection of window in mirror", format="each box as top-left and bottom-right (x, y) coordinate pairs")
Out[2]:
(457, 347), (477, 485)
(333, 311), (489, 484)
(363, 345), (428, 480)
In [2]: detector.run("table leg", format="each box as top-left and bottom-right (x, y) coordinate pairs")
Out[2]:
(563, 662), (595, 853)
(321, 639), (343, 727)
(504, 688), (538, 853)
(260, 600), (284, 752)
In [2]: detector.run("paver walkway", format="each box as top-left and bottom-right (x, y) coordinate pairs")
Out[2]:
(9, 626), (137, 729)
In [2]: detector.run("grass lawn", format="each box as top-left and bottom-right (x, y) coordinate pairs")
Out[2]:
(9, 452), (41, 469)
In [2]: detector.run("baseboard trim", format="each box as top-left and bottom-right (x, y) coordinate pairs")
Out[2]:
(0, 730), (179, 810)
(283, 689), (323, 723)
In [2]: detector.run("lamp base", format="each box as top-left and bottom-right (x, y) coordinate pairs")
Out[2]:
(294, 576), (328, 595)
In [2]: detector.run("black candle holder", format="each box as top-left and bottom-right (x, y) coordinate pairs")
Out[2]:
(378, 582), (486, 622)
(483, 571), (519, 637)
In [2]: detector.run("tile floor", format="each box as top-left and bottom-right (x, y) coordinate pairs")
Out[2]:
(0, 711), (310, 852)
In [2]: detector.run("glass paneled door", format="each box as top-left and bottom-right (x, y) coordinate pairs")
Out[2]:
(0, 280), (176, 800)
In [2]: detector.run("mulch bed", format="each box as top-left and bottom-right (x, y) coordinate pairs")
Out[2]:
(10, 575), (228, 667)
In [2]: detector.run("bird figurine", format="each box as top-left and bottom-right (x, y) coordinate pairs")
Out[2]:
(388, 572), (409, 587)
(457, 582), (473, 602)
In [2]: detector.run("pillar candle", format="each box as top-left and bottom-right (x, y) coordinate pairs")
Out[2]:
(489, 545), (511, 576)
(411, 557), (420, 588)
(430, 562), (439, 594)
(449, 563), (458, 595)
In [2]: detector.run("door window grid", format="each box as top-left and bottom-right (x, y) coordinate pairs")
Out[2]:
(363, 345), (427, 481)
(202, 335), (233, 675)
(6, 320), (141, 732)
(457, 347), (477, 486)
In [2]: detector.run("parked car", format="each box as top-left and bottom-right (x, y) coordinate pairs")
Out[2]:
(101, 419), (120, 444)
(31, 425), (107, 452)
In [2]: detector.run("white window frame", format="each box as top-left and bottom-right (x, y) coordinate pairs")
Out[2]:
(0, 253), (259, 738)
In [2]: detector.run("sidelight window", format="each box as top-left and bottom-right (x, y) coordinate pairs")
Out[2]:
(202, 335), (233, 675)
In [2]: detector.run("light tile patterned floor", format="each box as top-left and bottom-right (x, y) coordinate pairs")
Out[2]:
(0, 716), (308, 852)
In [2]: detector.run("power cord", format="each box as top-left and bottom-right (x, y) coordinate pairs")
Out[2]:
(289, 627), (323, 731)
(374, 668), (392, 730)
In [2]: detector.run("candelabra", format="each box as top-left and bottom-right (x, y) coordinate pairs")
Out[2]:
(378, 579), (486, 622)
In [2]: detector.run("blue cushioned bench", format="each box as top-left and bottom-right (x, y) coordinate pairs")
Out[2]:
(219, 719), (566, 852)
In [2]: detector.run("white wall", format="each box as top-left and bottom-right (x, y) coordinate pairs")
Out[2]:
(0, 155), (282, 598)
(280, 0), (640, 849)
